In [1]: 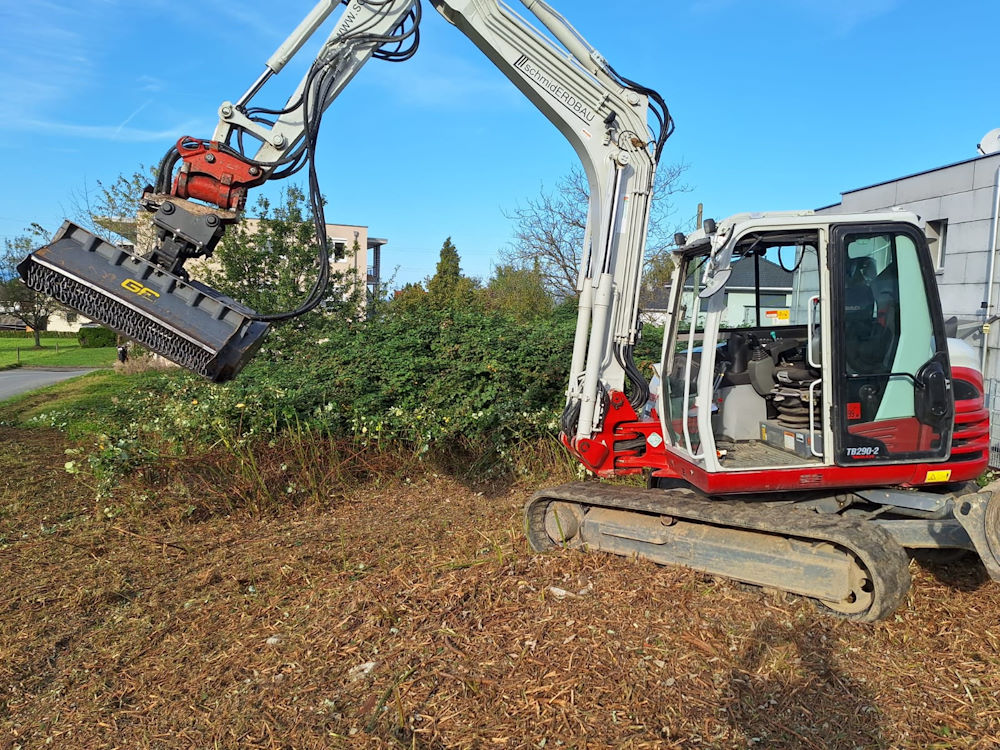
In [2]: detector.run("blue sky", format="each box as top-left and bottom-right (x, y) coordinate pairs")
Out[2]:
(1, 0), (998, 287)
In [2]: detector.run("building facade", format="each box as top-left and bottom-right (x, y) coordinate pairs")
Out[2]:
(324, 223), (388, 311)
(818, 151), (1000, 340)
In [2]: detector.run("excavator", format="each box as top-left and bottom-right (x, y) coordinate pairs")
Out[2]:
(18, 0), (998, 621)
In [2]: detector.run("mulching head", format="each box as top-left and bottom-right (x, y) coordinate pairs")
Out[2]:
(18, 221), (269, 383)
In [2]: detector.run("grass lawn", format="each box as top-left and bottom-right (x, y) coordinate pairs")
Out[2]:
(0, 369), (171, 438)
(0, 336), (115, 368)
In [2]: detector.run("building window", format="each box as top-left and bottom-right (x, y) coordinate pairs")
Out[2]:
(926, 219), (947, 273)
(65, 312), (78, 323)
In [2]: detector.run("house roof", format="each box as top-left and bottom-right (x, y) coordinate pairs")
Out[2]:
(820, 150), (1000, 207)
(642, 256), (793, 311)
(727, 256), (793, 290)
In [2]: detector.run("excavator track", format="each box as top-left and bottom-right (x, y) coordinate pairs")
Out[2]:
(526, 483), (912, 622)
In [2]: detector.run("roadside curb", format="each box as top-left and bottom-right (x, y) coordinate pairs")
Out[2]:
(17, 366), (100, 373)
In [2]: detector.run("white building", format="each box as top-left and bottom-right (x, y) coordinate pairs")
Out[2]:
(643, 255), (793, 329)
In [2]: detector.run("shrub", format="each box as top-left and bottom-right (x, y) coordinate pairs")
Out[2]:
(78, 327), (117, 348)
(0, 330), (77, 339)
(27, 298), (596, 497)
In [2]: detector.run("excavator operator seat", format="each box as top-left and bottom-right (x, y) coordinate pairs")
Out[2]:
(843, 257), (891, 375)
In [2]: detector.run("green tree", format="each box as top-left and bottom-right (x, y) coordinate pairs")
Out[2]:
(1, 224), (61, 347)
(390, 281), (427, 312)
(638, 251), (675, 310)
(426, 237), (478, 311)
(202, 186), (360, 322)
(481, 262), (554, 320)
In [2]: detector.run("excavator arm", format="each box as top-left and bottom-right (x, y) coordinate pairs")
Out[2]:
(19, 0), (671, 439)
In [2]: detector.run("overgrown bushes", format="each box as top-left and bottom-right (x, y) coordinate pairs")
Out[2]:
(193, 303), (575, 458)
(22, 302), (583, 492)
(15, 222), (663, 500)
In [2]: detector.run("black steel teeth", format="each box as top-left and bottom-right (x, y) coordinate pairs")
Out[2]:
(21, 260), (214, 377)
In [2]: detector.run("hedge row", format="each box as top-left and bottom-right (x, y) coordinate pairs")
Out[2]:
(78, 327), (117, 348)
(0, 330), (78, 339)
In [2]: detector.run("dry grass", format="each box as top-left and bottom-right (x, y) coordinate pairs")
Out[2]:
(112, 353), (179, 376)
(3, 426), (1000, 749)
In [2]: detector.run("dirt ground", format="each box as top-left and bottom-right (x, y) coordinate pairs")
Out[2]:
(3, 426), (1000, 749)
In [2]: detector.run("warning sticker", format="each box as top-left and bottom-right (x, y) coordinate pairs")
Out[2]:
(846, 402), (862, 421)
(783, 431), (795, 452)
(925, 470), (952, 483)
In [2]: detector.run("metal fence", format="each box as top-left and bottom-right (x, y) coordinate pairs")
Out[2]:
(986, 378), (1000, 468)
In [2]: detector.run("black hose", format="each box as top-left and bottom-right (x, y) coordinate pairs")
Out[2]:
(154, 1), (424, 323)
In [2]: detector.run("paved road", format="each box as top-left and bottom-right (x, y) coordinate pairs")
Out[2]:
(0, 368), (96, 402)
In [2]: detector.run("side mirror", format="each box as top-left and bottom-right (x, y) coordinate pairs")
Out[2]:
(698, 267), (732, 299)
(914, 356), (952, 428)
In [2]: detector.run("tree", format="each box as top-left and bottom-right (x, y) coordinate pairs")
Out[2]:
(638, 249), (676, 311)
(391, 281), (428, 312)
(502, 161), (690, 299)
(426, 237), (479, 311)
(481, 262), (554, 320)
(70, 166), (158, 249)
(0, 224), (62, 347)
(202, 186), (360, 322)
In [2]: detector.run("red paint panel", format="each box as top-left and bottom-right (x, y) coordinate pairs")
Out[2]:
(569, 373), (990, 493)
(848, 417), (930, 453)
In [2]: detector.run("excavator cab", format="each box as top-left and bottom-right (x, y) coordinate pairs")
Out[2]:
(654, 212), (969, 486)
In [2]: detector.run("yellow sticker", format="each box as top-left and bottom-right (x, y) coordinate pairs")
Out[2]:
(925, 470), (952, 483)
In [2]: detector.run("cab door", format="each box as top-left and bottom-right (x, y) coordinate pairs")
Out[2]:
(829, 223), (953, 465)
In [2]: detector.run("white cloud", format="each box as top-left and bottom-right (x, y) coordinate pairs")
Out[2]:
(363, 50), (524, 110)
(18, 118), (210, 143)
(0, 1), (213, 144)
(135, 75), (167, 94)
(0, 2), (97, 117)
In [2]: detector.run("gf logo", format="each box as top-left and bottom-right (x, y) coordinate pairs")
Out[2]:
(121, 278), (160, 299)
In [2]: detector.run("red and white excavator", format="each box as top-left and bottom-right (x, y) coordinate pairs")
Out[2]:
(20, 0), (996, 620)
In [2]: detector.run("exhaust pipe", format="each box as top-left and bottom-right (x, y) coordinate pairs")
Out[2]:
(18, 221), (269, 383)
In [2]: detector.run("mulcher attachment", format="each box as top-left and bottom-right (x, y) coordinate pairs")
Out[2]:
(18, 221), (269, 383)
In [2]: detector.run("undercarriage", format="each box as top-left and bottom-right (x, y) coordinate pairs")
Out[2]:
(526, 480), (1000, 621)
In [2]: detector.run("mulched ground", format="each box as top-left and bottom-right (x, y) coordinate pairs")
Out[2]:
(2, 426), (1000, 749)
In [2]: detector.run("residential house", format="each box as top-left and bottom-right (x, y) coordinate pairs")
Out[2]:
(642, 255), (793, 329)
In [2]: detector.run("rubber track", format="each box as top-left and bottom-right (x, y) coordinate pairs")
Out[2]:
(525, 482), (912, 622)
